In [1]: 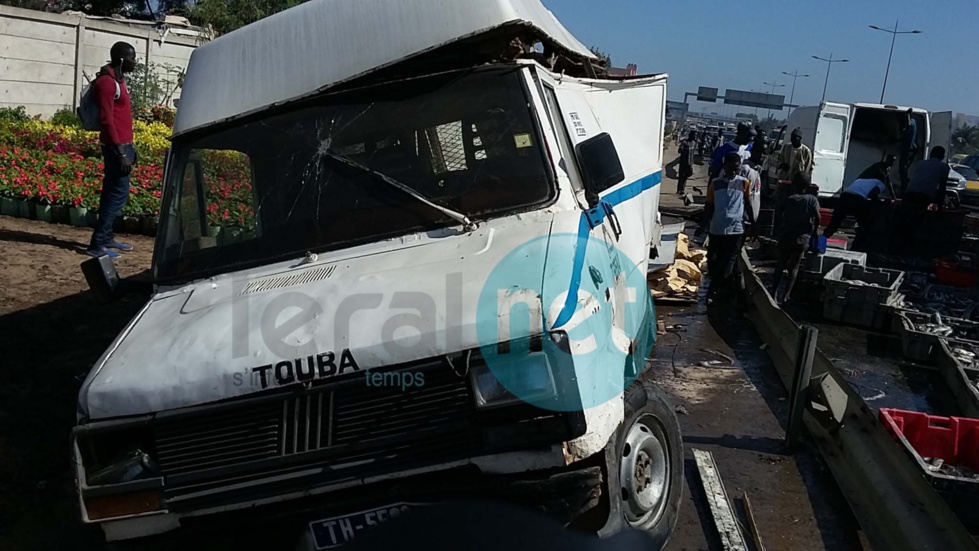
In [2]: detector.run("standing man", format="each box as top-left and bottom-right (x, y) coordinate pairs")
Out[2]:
(704, 152), (755, 302)
(777, 128), (813, 182)
(740, 155), (763, 235)
(898, 108), (918, 193)
(711, 129), (724, 153)
(747, 128), (767, 172)
(904, 146), (951, 208)
(87, 41), (137, 258)
(896, 146), (949, 255)
(708, 122), (755, 181)
(676, 130), (697, 195)
(771, 172), (820, 304)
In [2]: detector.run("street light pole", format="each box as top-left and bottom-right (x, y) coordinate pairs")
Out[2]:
(870, 21), (923, 104)
(782, 70), (810, 116)
(812, 53), (849, 103)
(763, 80), (786, 122)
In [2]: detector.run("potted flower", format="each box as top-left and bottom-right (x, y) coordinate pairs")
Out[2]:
(33, 183), (57, 222)
(17, 188), (33, 219)
(68, 188), (92, 227)
(141, 209), (160, 236)
(0, 190), (15, 217)
(120, 198), (142, 234)
(51, 199), (70, 224)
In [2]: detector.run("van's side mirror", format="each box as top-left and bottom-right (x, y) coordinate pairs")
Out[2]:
(574, 132), (625, 207)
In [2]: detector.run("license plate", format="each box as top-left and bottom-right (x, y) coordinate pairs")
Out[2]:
(308, 503), (421, 549)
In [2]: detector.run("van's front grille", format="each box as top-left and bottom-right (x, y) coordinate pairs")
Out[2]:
(152, 363), (477, 498)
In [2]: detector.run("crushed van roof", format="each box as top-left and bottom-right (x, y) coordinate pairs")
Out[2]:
(172, 0), (594, 136)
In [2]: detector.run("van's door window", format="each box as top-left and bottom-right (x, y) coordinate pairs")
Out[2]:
(156, 68), (554, 281)
(169, 150), (258, 253)
(815, 115), (846, 153)
(540, 85), (583, 192)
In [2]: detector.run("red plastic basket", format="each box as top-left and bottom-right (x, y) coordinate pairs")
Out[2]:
(935, 260), (979, 288)
(819, 208), (833, 228)
(879, 408), (979, 472)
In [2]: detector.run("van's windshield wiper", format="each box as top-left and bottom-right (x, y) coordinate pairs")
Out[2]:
(321, 150), (477, 232)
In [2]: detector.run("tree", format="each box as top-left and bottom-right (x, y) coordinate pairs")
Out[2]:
(189, 0), (309, 34)
(0, 0), (146, 18)
(588, 46), (612, 70)
(952, 124), (979, 156)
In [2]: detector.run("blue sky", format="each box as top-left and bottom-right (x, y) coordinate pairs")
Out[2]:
(546, 0), (977, 116)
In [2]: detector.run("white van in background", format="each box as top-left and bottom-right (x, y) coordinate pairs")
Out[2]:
(781, 102), (952, 196)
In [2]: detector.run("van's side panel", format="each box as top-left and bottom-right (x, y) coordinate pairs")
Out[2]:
(929, 111), (953, 154)
(545, 76), (667, 270)
(785, 106), (819, 153)
(581, 78), (666, 256)
(530, 71), (667, 460)
(812, 102), (851, 195)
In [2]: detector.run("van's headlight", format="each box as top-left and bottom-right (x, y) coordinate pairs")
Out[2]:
(471, 351), (557, 409)
(78, 427), (159, 486)
(75, 427), (165, 521)
(88, 449), (159, 486)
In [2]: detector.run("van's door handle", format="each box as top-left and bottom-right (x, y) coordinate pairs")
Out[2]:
(603, 203), (622, 240)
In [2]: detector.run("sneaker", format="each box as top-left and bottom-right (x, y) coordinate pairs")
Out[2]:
(86, 247), (120, 259)
(107, 240), (133, 252)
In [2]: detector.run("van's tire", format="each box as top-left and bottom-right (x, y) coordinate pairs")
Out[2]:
(601, 381), (682, 548)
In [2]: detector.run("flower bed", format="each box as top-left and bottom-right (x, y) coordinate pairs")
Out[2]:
(0, 108), (255, 235)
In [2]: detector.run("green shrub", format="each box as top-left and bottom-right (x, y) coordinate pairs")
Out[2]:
(0, 106), (30, 124)
(50, 108), (81, 128)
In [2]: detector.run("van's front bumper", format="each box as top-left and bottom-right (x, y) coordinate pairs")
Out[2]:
(95, 456), (605, 548)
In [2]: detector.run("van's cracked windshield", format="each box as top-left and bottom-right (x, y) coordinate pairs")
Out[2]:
(2, 0), (979, 550)
(157, 69), (553, 280)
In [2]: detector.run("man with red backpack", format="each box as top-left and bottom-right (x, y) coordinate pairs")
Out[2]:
(86, 42), (137, 258)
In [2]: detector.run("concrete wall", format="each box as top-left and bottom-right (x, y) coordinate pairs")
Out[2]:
(0, 5), (205, 118)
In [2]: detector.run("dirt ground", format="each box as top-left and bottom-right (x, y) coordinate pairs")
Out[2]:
(0, 216), (154, 550)
(0, 198), (862, 550)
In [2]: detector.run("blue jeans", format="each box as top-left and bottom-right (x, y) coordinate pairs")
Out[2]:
(90, 144), (134, 249)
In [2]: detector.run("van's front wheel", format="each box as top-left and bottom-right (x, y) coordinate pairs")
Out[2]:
(610, 381), (682, 546)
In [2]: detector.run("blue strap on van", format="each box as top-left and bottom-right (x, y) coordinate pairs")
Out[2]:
(552, 171), (662, 329)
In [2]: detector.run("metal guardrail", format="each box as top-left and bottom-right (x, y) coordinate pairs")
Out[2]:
(739, 250), (978, 551)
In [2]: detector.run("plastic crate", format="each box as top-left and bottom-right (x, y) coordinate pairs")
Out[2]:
(899, 312), (944, 363)
(819, 208), (833, 228)
(879, 408), (979, 528)
(822, 264), (905, 328)
(822, 297), (891, 329)
(935, 260), (979, 288)
(802, 249), (867, 277)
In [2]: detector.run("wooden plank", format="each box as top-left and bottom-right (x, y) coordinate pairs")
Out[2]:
(693, 448), (748, 551)
(742, 491), (766, 551)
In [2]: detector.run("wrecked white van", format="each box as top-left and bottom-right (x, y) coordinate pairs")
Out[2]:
(73, 0), (681, 547)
